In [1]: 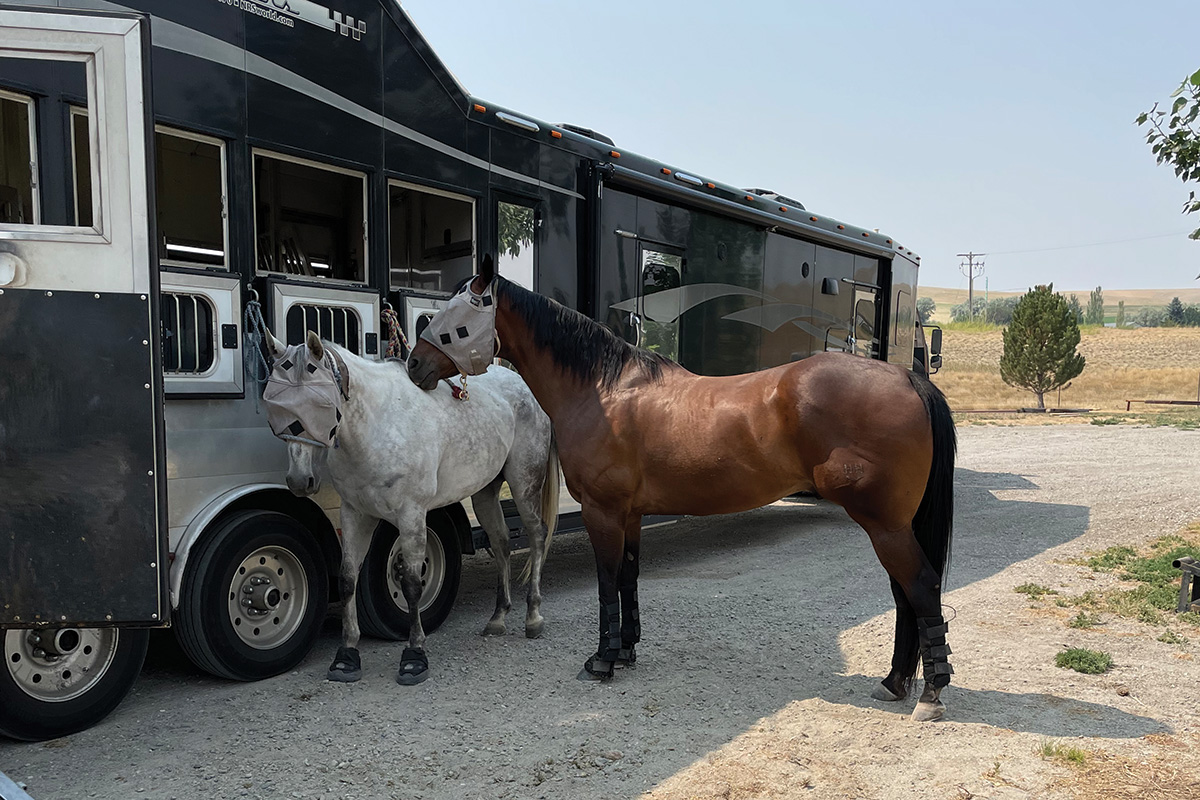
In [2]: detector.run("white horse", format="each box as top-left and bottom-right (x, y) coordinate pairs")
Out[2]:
(263, 331), (558, 685)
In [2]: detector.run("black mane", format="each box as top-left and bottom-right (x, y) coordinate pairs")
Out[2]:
(494, 277), (672, 390)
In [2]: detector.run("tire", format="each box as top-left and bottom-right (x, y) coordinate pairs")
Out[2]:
(0, 627), (148, 742)
(175, 510), (328, 681)
(357, 511), (463, 640)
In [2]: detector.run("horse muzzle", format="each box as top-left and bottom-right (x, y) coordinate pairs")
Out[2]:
(285, 472), (320, 497)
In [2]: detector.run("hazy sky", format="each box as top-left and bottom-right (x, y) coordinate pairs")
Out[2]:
(401, 0), (1198, 293)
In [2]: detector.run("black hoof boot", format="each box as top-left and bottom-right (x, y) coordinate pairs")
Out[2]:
(396, 647), (429, 686)
(327, 646), (362, 683)
(615, 643), (637, 670)
(577, 653), (615, 682)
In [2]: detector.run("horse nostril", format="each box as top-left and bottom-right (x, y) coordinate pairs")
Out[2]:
(306, 477), (315, 492)
(408, 357), (419, 371)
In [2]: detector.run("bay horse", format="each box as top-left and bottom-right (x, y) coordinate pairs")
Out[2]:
(407, 256), (956, 721)
(263, 330), (559, 685)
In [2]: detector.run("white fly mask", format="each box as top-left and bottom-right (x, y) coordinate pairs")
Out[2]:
(419, 279), (498, 376)
(263, 342), (348, 447)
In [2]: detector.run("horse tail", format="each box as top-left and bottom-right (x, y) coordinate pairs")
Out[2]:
(518, 432), (560, 584)
(907, 370), (956, 583)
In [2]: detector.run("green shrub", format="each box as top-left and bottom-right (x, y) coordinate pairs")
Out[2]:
(1055, 648), (1113, 674)
(1014, 583), (1057, 598)
(1067, 612), (1100, 629)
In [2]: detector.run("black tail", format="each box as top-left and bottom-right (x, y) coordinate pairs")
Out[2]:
(889, 371), (957, 689)
(906, 370), (956, 584)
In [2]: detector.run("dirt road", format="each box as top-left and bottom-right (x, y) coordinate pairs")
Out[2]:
(2, 425), (1199, 799)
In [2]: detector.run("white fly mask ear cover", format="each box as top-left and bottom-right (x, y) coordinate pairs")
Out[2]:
(263, 343), (345, 447)
(419, 279), (498, 376)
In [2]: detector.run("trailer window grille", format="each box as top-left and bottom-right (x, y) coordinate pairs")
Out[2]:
(161, 292), (216, 374)
(285, 304), (361, 355)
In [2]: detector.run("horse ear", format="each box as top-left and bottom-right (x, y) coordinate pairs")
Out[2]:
(306, 330), (325, 360)
(265, 330), (286, 358)
(479, 253), (495, 285)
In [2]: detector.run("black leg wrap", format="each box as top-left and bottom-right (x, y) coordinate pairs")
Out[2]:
(917, 615), (954, 689)
(327, 646), (362, 682)
(598, 601), (622, 662)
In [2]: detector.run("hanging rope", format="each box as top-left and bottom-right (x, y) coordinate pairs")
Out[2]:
(381, 305), (410, 360)
(244, 291), (272, 414)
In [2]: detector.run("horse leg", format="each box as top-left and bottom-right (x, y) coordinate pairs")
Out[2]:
(328, 504), (375, 683)
(471, 481), (513, 636)
(577, 504), (626, 682)
(871, 578), (919, 702)
(508, 481), (550, 639)
(856, 519), (952, 722)
(616, 517), (642, 668)
(393, 507), (432, 686)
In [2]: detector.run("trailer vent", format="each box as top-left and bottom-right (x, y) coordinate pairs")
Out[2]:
(558, 123), (615, 146)
(285, 304), (361, 355)
(162, 292), (216, 375)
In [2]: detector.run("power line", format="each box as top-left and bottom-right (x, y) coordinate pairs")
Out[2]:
(958, 252), (985, 317)
(985, 230), (1193, 257)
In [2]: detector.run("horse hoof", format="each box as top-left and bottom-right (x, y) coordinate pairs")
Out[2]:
(911, 700), (945, 722)
(396, 647), (429, 686)
(871, 683), (904, 702)
(525, 619), (544, 639)
(481, 621), (506, 636)
(327, 646), (361, 683)
(577, 657), (614, 682)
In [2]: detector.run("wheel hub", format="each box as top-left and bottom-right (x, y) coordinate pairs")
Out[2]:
(226, 546), (309, 650)
(5, 628), (118, 703)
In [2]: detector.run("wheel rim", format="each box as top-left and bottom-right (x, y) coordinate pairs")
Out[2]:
(384, 527), (446, 615)
(226, 545), (310, 650)
(5, 628), (119, 703)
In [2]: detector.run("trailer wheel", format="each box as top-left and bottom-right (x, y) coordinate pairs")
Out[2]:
(0, 627), (148, 742)
(357, 513), (462, 640)
(176, 510), (328, 681)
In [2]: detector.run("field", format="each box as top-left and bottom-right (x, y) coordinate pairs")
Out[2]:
(920, 286), (1200, 325)
(931, 326), (1200, 411)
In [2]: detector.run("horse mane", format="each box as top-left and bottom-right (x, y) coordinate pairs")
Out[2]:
(492, 277), (674, 390)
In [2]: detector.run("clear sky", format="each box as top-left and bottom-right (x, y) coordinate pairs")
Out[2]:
(401, 0), (1198, 293)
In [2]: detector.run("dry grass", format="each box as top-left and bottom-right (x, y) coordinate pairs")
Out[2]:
(1047, 734), (1200, 800)
(921, 286), (1200, 324)
(932, 327), (1200, 411)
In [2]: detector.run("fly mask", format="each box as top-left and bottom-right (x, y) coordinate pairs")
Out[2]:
(419, 279), (499, 376)
(263, 342), (349, 447)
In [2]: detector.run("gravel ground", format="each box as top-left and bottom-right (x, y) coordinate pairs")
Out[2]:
(3, 424), (1200, 799)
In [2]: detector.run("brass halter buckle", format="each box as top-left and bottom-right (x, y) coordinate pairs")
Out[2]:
(446, 374), (469, 402)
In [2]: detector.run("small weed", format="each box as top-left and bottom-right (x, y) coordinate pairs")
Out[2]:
(1067, 612), (1101, 629)
(1039, 740), (1090, 766)
(1090, 416), (1126, 426)
(1180, 611), (1200, 627)
(1014, 583), (1057, 598)
(1067, 590), (1102, 609)
(1157, 629), (1189, 645)
(1054, 597), (1070, 608)
(1055, 648), (1113, 674)
(1086, 546), (1136, 571)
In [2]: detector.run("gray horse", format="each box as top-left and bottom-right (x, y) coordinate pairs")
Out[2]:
(264, 331), (558, 685)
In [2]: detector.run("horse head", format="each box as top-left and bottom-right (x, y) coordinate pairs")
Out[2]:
(408, 254), (499, 390)
(263, 329), (347, 496)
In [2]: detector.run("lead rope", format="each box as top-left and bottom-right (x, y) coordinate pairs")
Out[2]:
(244, 290), (272, 414)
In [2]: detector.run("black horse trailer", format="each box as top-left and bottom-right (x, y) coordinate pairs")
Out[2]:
(0, 0), (937, 741)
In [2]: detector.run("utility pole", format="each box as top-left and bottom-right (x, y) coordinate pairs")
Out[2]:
(958, 252), (986, 318)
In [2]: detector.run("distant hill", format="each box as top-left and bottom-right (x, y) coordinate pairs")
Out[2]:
(918, 286), (1200, 324)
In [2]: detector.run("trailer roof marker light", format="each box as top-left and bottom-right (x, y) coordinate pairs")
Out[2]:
(610, 150), (621, 158)
(550, 130), (562, 139)
(779, 206), (788, 212)
(673, 171), (703, 187)
(705, 182), (715, 189)
(472, 103), (486, 113)
(497, 111), (540, 132)
(886, 239), (892, 244)
(862, 232), (870, 237)
(837, 224), (845, 230)
(660, 168), (672, 175)
(810, 216), (819, 222)
(744, 194), (755, 202)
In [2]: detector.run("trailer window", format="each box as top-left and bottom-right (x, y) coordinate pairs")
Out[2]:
(254, 152), (366, 282)
(285, 303), (362, 355)
(389, 182), (474, 292)
(156, 128), (226, 269)
(496, 200), (536, 290)
(0, 89), (36, 224)
(640, 249), (682, 362)
(161, 292), (216, 374)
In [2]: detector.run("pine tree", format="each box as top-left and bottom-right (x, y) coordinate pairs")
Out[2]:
(1067, 294), (1084, 324)
(1167, 296), (1185, 325)
(1086, 286), (1104, 325)
(1116, 300), (1126, 328)
(1001, 285), (1086, 409)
